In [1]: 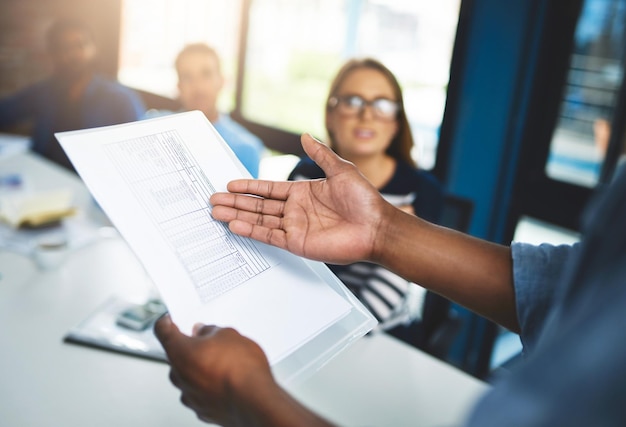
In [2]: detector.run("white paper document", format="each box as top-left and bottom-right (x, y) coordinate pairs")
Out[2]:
(55, 111), (372, 368)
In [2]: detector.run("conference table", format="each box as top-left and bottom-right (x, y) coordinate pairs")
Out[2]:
(0, 143), (489, 427)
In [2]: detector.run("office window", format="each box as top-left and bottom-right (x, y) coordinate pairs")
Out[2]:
(546, 0), (625, 187)
(241, 0), (461, 169)
(118, 0), (243, 112)
(513, 216), (581, 245)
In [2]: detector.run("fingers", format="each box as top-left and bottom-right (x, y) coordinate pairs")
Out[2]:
(213, 211), (289, 249)
(154, 313), (179, 346)
(192, 323), (220, 337)
(154, 314), (195, 364)
(169, 369), (182, 388)
(220, 179), (295, 201)
(228, 219), (289, 250)
(211, 191), (287, 215)
(211, 207), (284, 232)
(210, 194), (288, 248)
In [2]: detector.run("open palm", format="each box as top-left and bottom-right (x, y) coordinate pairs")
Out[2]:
(210, 134), (390, 264)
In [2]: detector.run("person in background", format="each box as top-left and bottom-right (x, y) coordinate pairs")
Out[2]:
(288, 58), (446, 343)
(156, 133), (626, 427)
(594, 115), (626, 168)
(174, 43), (266, 178)
(0, 18), (146, 172)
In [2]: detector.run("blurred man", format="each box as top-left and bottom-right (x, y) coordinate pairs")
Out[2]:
(175, 43), (266, 177)
(0, 18), (146, 172)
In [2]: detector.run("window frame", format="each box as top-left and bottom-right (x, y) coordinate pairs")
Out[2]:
(505, 0), (626, 239)
(230, 0), (463, 159)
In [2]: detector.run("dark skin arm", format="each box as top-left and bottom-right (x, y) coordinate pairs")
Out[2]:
(210, 133), (518, 332)
(155, 133), (517, 426)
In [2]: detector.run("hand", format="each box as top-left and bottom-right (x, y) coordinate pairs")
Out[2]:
(210, 133), (393, 265)
(154, 315), (274, 426)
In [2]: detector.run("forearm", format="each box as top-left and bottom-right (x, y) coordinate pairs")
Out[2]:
(374, 206), (519, 332)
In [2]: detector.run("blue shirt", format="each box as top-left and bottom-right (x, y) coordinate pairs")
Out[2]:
(466, 165), (626, 426)
(0, 75), (145, 171)
(212, 114), (265, 178)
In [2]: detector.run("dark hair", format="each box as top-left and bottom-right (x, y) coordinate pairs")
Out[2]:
(175, 43), (221, 75)
(325, 58), (416, 167)
(46, 18), (94, 52)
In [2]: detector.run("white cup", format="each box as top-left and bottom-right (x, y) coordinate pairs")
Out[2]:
(33, 234), (68, 270)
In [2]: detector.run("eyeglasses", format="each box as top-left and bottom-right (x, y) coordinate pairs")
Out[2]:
(328, 95), (401, 121)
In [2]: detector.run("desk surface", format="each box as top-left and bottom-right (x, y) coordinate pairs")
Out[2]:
(0, 151), (488, 427)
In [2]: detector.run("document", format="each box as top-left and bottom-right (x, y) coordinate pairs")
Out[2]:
(55, 111), (371, 369)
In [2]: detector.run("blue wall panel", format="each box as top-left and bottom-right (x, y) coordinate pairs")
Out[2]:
(444, 0), (541, 241)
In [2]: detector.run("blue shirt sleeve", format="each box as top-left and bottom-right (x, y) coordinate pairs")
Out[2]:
(512, 242), (578, 352)
(466, 239), (626, 427)
(0, 82), (46, 127)
(465, 167), (626, 427)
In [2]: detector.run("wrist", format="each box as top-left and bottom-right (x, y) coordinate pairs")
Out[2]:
(371, 203), (401, 264)
(225, 368), (268, 426)
(228, 371), (333, 427)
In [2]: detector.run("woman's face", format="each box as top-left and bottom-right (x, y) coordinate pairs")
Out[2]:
(326, 68), (399, 160)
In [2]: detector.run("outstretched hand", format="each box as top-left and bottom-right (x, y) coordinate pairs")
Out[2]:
(210, 133), (392, 265)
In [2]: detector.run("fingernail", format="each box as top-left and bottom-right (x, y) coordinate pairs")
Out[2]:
(305, 133), (323, 144)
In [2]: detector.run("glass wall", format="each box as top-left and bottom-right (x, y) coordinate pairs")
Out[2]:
(118, 0), (462, 169)
(546, 0), (626, 187)
(241, 0), (461, 168)
(118, 0), (243, 112)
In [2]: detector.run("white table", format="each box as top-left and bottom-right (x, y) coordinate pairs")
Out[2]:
(0, 151), (489, 427)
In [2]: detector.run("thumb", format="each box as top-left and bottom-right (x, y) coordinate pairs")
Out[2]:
(301, 133), (352, 178)
(154, 313), (187, 351)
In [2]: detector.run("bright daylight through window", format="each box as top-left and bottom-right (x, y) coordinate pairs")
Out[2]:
(118, 0), (243, 113)
(546, 0), (625, 187)
(118, 0), (462, 169)
(242, 0), (461, 168)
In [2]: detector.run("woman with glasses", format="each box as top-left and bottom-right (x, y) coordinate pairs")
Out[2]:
(288, 58), (445, 340)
